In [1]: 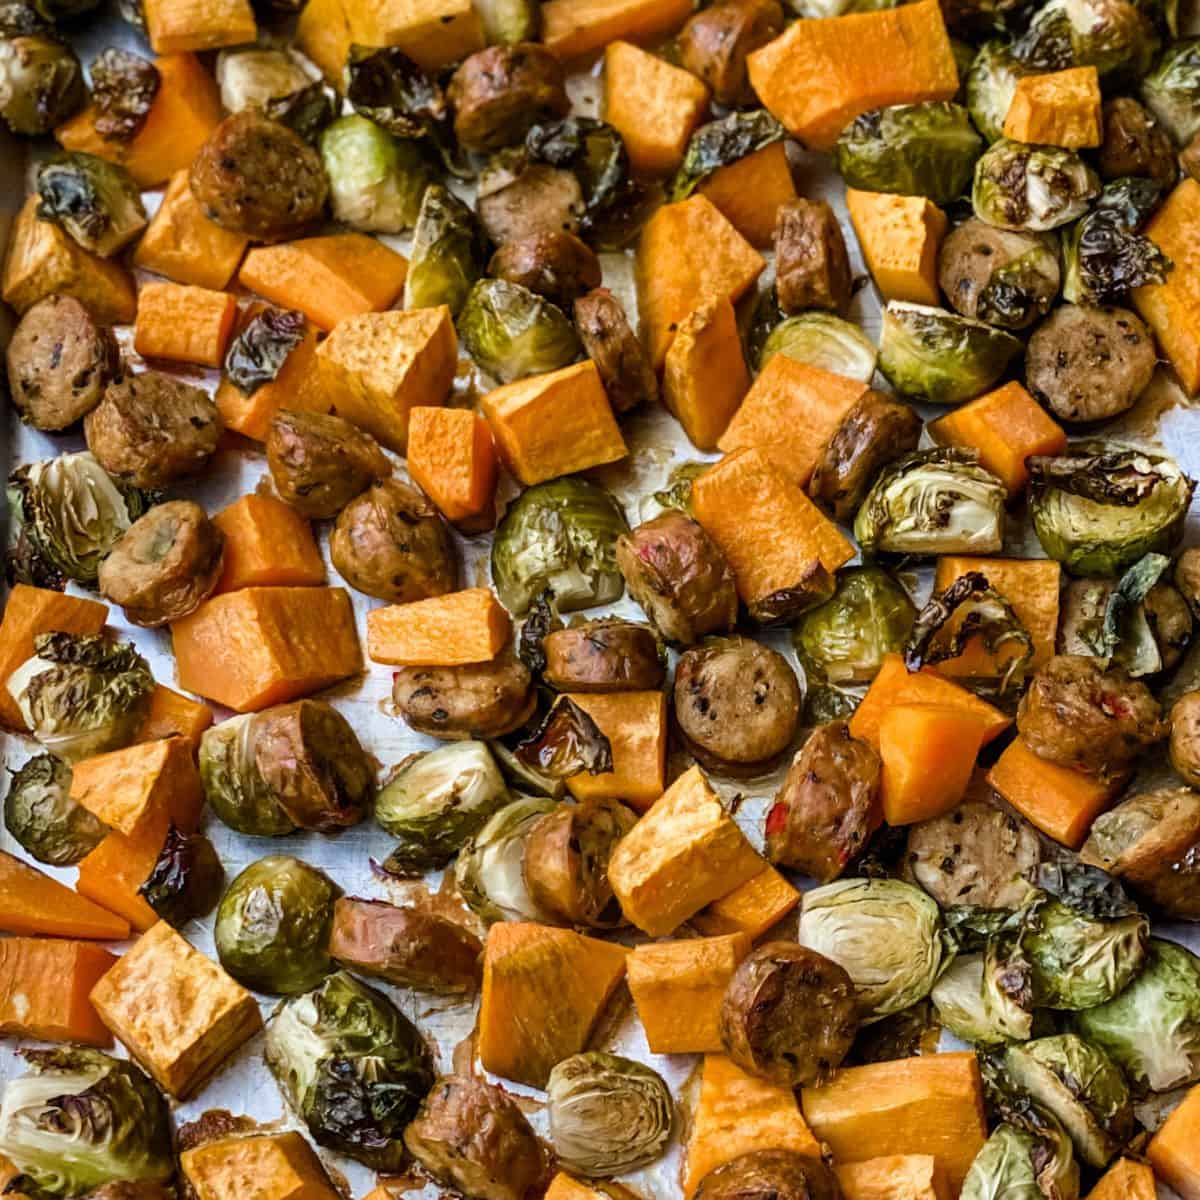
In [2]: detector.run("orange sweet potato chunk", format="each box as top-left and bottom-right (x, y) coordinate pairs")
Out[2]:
(171, 587), (362, 712)
(343, 0), (484, 70)
(846, 189), (947, 306)
(636, 195), (765, 367)
(692, 865), (801, 940)
(297, 0), (352, 87)
(182, 1131), (343, 1200)
(366, 589), (512, 666)
(0, 938), (117, 1047)
(565, 690), (668, 810)
(1003, 66), (1102, 149)
(542, 0), (694, 59)
(136, 684), (214, 749)
(0, 849), (130, 941)
(76, 818), (165, 934)
(697, 141), (798, 250)
(836, 1156), (952, 1200)
(1085, 1158), (1157, 1200)
(0, 584), (108, 730)
(212, 494), (326, 593)
(407, 407), (499, 527)
(143, 0), (256, 53)
(1148, 1083), (1200, 1200)
(747, 0), (958, 152)
(134, 281), (238, 368)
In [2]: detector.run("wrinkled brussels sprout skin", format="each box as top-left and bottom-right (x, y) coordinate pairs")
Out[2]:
(199, 714), (297, 837)
(3, 752), (105, 866)
(458, 278), (581, 384)
(224, 308), (307, 396)
(406, 184), (487, 315)
(966, 41), (1028, 143)
(1014, 0), (1159, 82)
(932, 953), (1014, 1045)
(265, 971), (434, 1170)
(1141, 39), (1200, 145)
(960, 1121), (1079, 1200)
(138, 825), (224, 928)
(215, 856), (342, 995)
(695, 1150), (843, 1200)
(757, 310), (879, 381)
(89, 47), (157, 143)
(671, 110), (786, 200)
(973, 139), (1101, 232)
(0, 28), (84, 135)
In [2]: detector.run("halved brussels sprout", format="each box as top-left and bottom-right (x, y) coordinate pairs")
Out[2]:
(1141, 39), (1200, 144)
(319, 114), (433, 234)
(793, 567), (916, 685)
(547, 1053), (673, 1177)
(0, 1048), (173, 1197)
(755, 309), (879, 381)
(265, 970), (434, 1170)
(375, 741), (510, 875)
(7, 452), (154, 589)
(1014, 0), (1159, 81)
(1005, 1035), (1133, 1167)
(7, 633), (153, 765)
(215, 856), (342, 995)
(1063, 177), (1171, 305)
(973, 138), (1101, 232)
(965, 41), (1029, 143)
(0, 19), (84, 136)
(89, 47), (158, 143)
(492, 477), (629, 615)
(404, 183), (486, 316)
(960, 1120), (1080, 1200)
(1030, 447), (1194, 577)
(455, 795), (558, 925)
(931, 951), (1032, 1046)
(671, 110), (786, 201)
(35, 153), (146, 257)
(835, 102), (983, 204)
(199, 714), (295, 837)
(474, 0), (540, 43)
(137, 826), (224, 929)
(878, 301), (1022, 404)
(215, 47), (310, 114)
(854, 449), (1007, 558)
(514, 696), (612, 778)
(798, 878), (948, 1023)
(3, 752), (105, 866)
(458, 278), (581, 383)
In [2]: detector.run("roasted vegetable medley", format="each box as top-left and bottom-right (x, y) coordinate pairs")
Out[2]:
(2, 0), (1200, 1197)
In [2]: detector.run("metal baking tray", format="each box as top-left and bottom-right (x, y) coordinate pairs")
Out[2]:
(2, 7), (1200, 1197)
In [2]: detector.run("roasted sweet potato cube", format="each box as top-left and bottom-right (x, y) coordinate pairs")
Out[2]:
(143, 0), (256, 52)
(692, 865), (801, 940)
(297, 0), (351, 87)
(342, 0), (484, 69)
(835, 1156), (951, 1200)
(542, 0), (694, 59)
(134, 281), (238, 368)
(0, 850), (130, 941)
(367, 589), (512, 666)
(565, 690), (667, 810)
(407, 407), (499, 527)
(181, 1131), (342, 1200)
(545, 1177), (640, 1200)
(76, 814), (167, 933)
(1149, 1084), (1200, 1200)
(846, 189), (947, 306)
(213, 495), (326, 592)
(775, 198), (852, 315)
(1085, 1158), (1157, 1200)
(0, 938), (116, 1047)
(136, 684), (214, 749)
(697, 141), (798, 250)
(1003, 66), (1102, 149)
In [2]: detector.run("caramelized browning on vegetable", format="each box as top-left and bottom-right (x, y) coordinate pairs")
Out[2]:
(489, 231), (602, 308)
(678, 0), (784, 106)
(449, 44), (570, 152)
(393, 655), (536, 740)
(542, 619), (664, 693)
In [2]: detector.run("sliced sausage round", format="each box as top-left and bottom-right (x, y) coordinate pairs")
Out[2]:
(542, 619), (664, 693)
(448, 44), (569, 152)
(393, 656), (536, 740)
(1098, 98), (1178, 188)
(478, 157), (584, 245)
(678, 0), (784, 106)
(774, 199), (852, 316)
(695, 1150), (843, 1200)
(574, 287), (658, 414)
(488, 231), (601, 308)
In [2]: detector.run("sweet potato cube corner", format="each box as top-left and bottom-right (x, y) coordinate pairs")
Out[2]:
(143, 0), (256, 53)
(1003, 66), (1102, 149)
(366, 588), (511, 667)
(213, 495), (325, 592)
(181, 1130), (342, 1200)
(565, 690), (667, 810)
(846, 189), (947, 306)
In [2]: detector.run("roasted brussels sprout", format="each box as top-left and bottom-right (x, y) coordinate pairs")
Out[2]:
(319, 114), (434, 234)
(375, 741), (509, 875)
(7, 452), (153, 589)
(695, 1150), (842, 1200)
(1014, 0), (1158, 80)
(965, 40), (1029, 142)
(756, 310), (879, 381)
(215, 855), (342, 994)
(265, 970), (434, 1170)
(215, 47), (310, 115)
(474, 0), (539, 43)
(223, 307), (307, 398)
(477, 149), (585, 244)
(1029, 447), (1194, 576)
(835, 102), (982, 204)
(774, 198), (852, 315)
(794, 568), (916, 685)
(938, 219), (1061, 330)
(4, 752), (105, 867)
(547, 1053), (673, 1176)
(393, 656), (537, 741)
(0, 19), (83, 136)
(199, 714), (295, 837)
(98, 500), (224, 628)
(0, 1048), (173, 1197)
(405, 184), (486, 315)
(1099, 97), (1178, 186)
(266, 409), (391, 520)
(649, 462), (708, 516)
(574, 287), (658, 414)
(973, 138), (1101, 232)
(514, 695), (613, 778)
(877, 301), (1022, 405)
(1141, 39), (1200, 145)
(448, 43), (568, 152)
(854, 449), (1007, 558)
(798, 878), (948, 1022)
(492, 477), (628, 615)
(540, 619), (664, 693)
(459, 278), (581, 383)
(931, 951), (1033, 1046)
(960, 1120), (1080, 1200)
(137, 825), (224, 928)
(671, 110), (787, 199)
(404, 1075), (545, 1200)
(1005, 1035), (1133, 1167)
(7, 633), (152, 765)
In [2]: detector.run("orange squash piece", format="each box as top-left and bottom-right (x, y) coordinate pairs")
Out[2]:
(1148, 1083), (1200, 1200)
(684, 1055), (821, 1197)
(136, 684), (214, 749)
(1135, 178), (1200, 396)
(1, 196), (136, 325)
(238, 234), (409, 332)
(835, 1156), (951, 1200)
(479, 922), (629, 1088)
(627, 934), (751, 1054)
(213, 495), (325, 593)
(878, 704), (988, 825)
(1085, 1158), (1157, 1200)
(0, 938), (116, 1046)
(76, 816), (166, 934)
(171, 586), (362, 712)
(928, 381), (1067, 496)
(133, 170), (248, 290)
(986, 736), (1127, 849)
(143, 0), (256, 53)
(407, 407), (499, 527)
(0, 849), (130, 941)
(691, 448), (855, 617)
(849, 653), (1011, 750)
(802, 1053), (987, 1194)
(692, 864), (802, 940)
(697, 141), (798, 250)
(545, 1177), (640, 1200)
(57, 54), (223, 188)
(747, 0), (958, 152)
(342, 0), (484, 69)
(846, 189), (947, 306)
(133, 281), (238, 368)
(367, 589), (512, 666)
(0, 584), (107, 730)
(482, 360), (628, 485)
(662, 296), (751, 452)
(542, 0), (694, 59)
(605, 41), (710, 176)
(1003, 66), (1102, 149)
(181, 1131), (343, 1200)
(297, 0), (351, 86)
(718, 358), (869, 486)
(636, 195), (765, 367)
(932, 556), (1061, 677)
(565, 690), (668, 810)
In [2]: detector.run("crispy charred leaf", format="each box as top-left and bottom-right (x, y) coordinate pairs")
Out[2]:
(89, 48), (158, 143)
(223, 308), (307, 396)
(1028, 448), (1177, 507)
(514, 696), (613, 778)
(904, 570), (1034, 691)
(973, 139), (1101, 232)
(4, 753), (106, 867)
(35, 153), (146, 257)
(517, 591), (561, 674)
(137, 825), (224, 927)
(1099, 551), (1171, 670)
(487, 739), (566, 800)
(1035, 862), (1139, 921)
(670, 110), (786, 201)
(263, 80), (336, 143)
(846, 1000), (941, 1065)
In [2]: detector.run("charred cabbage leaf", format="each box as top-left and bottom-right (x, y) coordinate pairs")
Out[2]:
(89, 47), (157, 142)
(973, 138), (1101, 232)
(670, 110), (786, 201)
(223, 308), (307, 396)
(137, 825), (224, 928)
(3, 753), (105, 867)
(932, 948), (1037, 1046)
(514, 696), (613, 778)
(458, 278), (581, 383)
(404, 183), (487, 316)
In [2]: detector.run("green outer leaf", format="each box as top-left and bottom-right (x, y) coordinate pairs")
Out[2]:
(670, 110), (786, 202)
